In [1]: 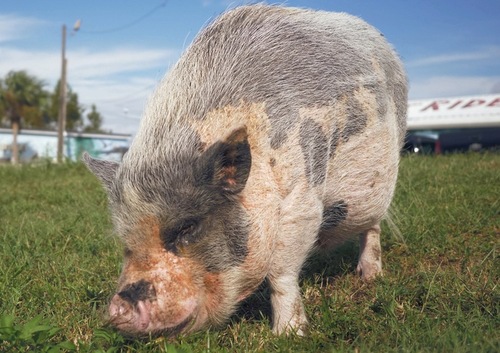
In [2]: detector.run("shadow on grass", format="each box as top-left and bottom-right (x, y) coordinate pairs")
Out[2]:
(231, 241), (361, 325)
(303, 241), (360, 280)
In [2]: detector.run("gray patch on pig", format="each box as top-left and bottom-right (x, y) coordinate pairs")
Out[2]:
(329, 124), (340, 159)
(299, 118), (328, 186)
(365, 83), (388, 120)
(160, 200), (249, 272)
(376, 89), (388, 118)
(393, 83), (408, 143)
(320, 200), (348, 231)
(192, 129), (204, 153)
(341, 96), (367, 142)
(123, 127), (204, 205)
(378, 56), (407, 143)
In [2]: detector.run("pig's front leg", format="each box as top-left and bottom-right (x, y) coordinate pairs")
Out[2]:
(356, 223), (383, 281)
(267, 184), (322, 335)
(268, 273), (308, 335)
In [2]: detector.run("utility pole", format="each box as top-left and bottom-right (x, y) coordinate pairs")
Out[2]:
(56, 21), (80, 163)
(56, 24), (67, 163)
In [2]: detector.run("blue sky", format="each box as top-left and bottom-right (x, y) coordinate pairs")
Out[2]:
(1, 0), (499, 134)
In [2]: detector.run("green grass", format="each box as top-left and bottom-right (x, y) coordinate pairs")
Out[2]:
(0, 153), (498, 352)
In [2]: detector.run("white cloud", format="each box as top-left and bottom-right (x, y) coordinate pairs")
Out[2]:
(401, 46), (500, 99)
(67, 49), (177, 134)
(409, 75), (500, 99)
(406, 46), (500, 68)
(76, 77), (159, 134)
(0, 44), (179, 134)
(68, 48), (177, 80)
(0, 14), (47, 42)
(0, 46), (175, 83)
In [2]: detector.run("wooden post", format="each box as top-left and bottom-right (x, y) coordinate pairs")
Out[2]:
(57, 25), (67, 163)
(11, 119), (19, 165)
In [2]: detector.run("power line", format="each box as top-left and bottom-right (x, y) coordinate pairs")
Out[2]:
(80, 1), (168, 34)
(96, 83), (157, 104)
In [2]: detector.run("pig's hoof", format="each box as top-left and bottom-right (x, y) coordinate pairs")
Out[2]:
(356, 259), (382, 281)
(272, 303), (308, 337)
(272, 316), (308, 336)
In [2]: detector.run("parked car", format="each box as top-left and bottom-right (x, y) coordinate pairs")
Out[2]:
(404, 128), (500, 154)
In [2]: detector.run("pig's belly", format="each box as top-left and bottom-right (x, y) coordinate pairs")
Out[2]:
(315, 127), (400, 249)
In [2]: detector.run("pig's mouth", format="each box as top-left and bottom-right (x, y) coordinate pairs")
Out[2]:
(153, 314), (196, 338)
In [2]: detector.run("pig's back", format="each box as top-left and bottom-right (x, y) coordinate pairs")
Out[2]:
(138, 4), (406, 150)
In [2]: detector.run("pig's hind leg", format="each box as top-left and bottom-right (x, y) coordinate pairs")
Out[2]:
(356, 223), (383, 281)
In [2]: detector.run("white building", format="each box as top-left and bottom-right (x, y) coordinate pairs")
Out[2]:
(406, 94), (500, 153)
(0, 128), (130, 163)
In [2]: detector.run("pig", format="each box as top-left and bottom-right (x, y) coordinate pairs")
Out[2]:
(83, 4), (407, 337)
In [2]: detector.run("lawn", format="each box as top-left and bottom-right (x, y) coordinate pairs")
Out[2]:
(0, 153), (498, 352)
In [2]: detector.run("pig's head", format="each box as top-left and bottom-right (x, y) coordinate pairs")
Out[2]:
(83, 126), (261, 336)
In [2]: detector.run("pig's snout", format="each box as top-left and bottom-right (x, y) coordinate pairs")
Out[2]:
(109, 293), (151, 331)
(108, 278), (199, 335)
(108, 280), (155, 332)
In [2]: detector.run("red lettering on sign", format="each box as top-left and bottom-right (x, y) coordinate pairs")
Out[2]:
(448, 100), (462, 109)
(421, 100), (449, 111)
(418, 96), (500, 112)
(487, 97), (500, 107)
(463, 99), (485, 108)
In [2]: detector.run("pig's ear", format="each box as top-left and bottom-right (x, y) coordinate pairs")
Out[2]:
(82, 152), (119, 191)
(195, 126), (251, 195)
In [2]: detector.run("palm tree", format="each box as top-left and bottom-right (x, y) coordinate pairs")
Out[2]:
(0, 71), (47, 164)
(84, 104), (104, 133)
(48, 80), (84, 131)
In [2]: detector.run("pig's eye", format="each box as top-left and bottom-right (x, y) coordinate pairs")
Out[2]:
(177, 222), (196, 237)
(161, 219), (200, 254)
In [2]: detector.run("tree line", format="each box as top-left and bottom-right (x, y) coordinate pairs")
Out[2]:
(0, 70), (105, 133)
